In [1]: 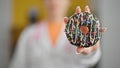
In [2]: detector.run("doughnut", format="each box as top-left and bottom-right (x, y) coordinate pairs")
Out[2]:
(65, 12), (102, 47)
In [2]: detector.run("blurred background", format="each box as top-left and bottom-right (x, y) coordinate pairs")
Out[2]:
(0, 0), (120, 68)
(11, 0), (89, 56)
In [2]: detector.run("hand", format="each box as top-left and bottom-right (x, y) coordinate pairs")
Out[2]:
(64, 5), (107, 55)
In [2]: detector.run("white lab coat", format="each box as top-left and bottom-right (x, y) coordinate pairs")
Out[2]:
(9, 22), (101, 68)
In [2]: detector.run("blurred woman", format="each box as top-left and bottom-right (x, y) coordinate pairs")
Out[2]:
(9, 0), (106, 68)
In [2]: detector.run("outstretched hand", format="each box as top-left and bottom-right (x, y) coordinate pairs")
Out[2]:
(64, 5), (107, 55)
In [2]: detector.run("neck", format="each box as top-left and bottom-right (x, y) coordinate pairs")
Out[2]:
(46, 14), (65, 22)
(45, 18), (64, 24)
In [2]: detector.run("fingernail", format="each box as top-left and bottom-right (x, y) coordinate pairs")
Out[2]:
(77, 6), (80, 8)
(76, 6), (81, 13)
(102, 27), (107, 32)
(64, 17), (68, 23)
(85, 5), (90, 13)
(86, 5), (89, 8)
(75, 47), (83, 54)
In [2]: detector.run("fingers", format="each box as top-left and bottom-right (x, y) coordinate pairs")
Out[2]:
(76, 47), (84, 54)
(75, 6), (81, 14)
(85, 5), (91, 13)
(76, 27), (106, 55)
(102, 27), (107, 32)
(64, 5), (91, 24)
(64, 17), (68, 24)
(76, 41), (100, 55)
(76, 46), (92, 55)
(81, 47), (92, 55)
(76, 5), (91, 13)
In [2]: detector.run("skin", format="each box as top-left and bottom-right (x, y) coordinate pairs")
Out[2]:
(44, 0), (70, 22)
(64, 6), (107, 55)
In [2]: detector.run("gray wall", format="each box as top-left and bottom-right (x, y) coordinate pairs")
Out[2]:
(90, 0), (120, 68)
(0, 0), (11, 68)
(99, 0), (120, 68)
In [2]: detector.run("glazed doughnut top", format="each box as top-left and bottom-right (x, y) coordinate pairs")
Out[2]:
(65, 12), (102, 47)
